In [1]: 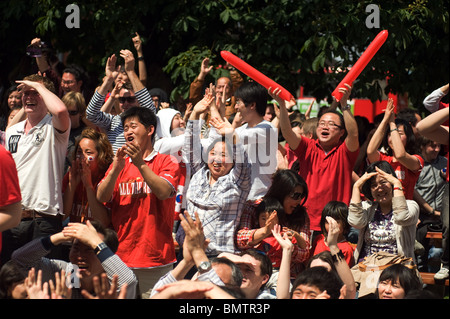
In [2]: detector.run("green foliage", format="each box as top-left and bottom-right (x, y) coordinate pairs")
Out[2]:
(0, 0), (448, 114)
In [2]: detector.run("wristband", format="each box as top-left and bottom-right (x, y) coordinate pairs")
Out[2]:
(137, 56), (144, 61)
(393, 186), (403, 191)
(331, 250), (345, 263)
(390, 128), (398, 132)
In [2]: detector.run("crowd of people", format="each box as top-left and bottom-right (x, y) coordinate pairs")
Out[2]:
(0, 34), (448, 300)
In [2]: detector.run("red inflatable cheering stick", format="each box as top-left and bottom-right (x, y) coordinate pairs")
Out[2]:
(220, 50), (294, 101)
(332, 30), (389, 101)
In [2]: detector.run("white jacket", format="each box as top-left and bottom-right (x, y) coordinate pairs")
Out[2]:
(348, 196), (419, 263)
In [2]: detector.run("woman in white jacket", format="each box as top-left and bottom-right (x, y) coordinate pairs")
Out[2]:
(348, 160), (419, 263)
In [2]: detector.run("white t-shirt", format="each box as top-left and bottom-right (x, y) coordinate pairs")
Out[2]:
(6, 114), (70, 216)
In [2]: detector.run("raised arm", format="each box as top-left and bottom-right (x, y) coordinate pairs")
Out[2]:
(120, 49), (145, 93)
(16, 80), (70, 133)
(416, 107), (449, 145)
(183, 92), (214, 173)
(189, 58), (213, 105)
(423, 83), (449, 113)
(272, 224), (294, 299)
(366, 98), (393, 163)
(326, 216), (356, 299)
(85, 55), (117, 128)
(269, 87), (302, 150)
(338, 84), (359, 152)
(384, 101), (421, 170)
(132, 32), (147, 87)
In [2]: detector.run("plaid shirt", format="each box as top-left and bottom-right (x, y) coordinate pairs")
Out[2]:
(237, 199), (311, 277)
(179, 120), (251, 256)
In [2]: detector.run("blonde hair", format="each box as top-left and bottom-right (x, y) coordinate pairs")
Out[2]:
(62, 91), (86, 116)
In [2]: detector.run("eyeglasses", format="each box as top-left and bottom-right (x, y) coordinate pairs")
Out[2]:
(318, 121), (343, 129)
(61, 80), (76, 85)
(289, 192), (304, 200)
(68, 110), (79, 116)
(119, 96), (137, 103)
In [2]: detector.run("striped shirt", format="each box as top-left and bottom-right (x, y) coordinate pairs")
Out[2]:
(150, 267), (225, 298)
(86, 88), (155, 153)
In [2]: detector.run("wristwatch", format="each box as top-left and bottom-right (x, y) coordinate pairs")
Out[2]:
(198, 261), (212, 274)
(94, 242), (108, 255)
(340, 104), (351, 111)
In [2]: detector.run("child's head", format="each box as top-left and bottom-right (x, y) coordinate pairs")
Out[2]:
(319, 201), (350, 239)
(256, 197), (284, 228)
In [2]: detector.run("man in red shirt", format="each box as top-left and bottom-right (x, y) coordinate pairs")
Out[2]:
(0, 145), (22, 257)
(271, 84), (359, 236)
(96, 106), (180, 299)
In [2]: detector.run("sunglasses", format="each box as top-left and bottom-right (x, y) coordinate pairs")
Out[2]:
(289, 192), (304, 200)
(119, 96), (137, 103)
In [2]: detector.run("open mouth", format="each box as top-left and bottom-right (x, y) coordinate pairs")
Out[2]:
(77, 263), (88, 270)
(126, 135), (135, 142)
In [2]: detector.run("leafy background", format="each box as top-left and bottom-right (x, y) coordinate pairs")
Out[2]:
(0, 0), (448, 114)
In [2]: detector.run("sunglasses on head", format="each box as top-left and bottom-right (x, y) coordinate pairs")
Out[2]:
(119, 96), (136, 103)
(289, 192), (304, 200)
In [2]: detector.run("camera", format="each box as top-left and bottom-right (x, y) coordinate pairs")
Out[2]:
(26, 41), (49, 58)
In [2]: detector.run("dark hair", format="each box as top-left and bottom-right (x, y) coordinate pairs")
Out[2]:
(120, 106), (158, 142)
(255, 197), (285, 220)
(319, 201), (350, 237)
(417, 134), (441, 151)
(202, 135), (236, 166)
(1, 85), (21, 119)
(361, 160), (397, 201)
(396, 108), (420, 127)
(210, 257), (243, 288)
(319, 110), (347, 141)
(291, 266), (343, 299)
(404, 289), (440, 299)
(63, 64), (85, 83)
(0, 260), (27, 299)
(239, 249), (273, 289)
(234, 81), (268, 117)
(89, 220), (119, 253)
(306, 251), (337, 273)
(382, 118), (417, 156)
(264, 169), (309, 230)
(377, 264), (422, 298)
(72, 127), (114, 175)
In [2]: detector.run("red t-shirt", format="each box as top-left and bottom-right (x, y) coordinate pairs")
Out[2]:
(62, 173), (101, 223)
(102, 152), (180, 268)
(256, 235), (298, 269)
(377, 152), (424, 200)
(0, 146), (21, 207)
(312, 234), (355, 267)
(293, 138), (359, 231)
(0, 145), (22, 254)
